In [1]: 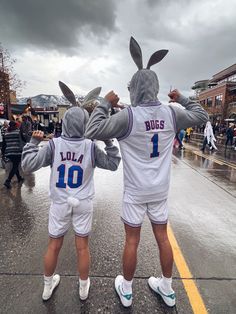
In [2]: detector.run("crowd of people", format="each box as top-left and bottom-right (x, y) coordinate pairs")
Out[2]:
(0, 115), (62, 189)
(173, 122), (236, 151)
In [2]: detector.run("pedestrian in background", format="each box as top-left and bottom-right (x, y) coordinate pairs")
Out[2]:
(185, 127), (193, 142)
(20, 115), (32, 143)
(54, 120), (62, 137)
(2, 121), (24, 189)
(225, 123), (234, 148)
(201, 121), (218, 153)
(176, 129), (185, 149)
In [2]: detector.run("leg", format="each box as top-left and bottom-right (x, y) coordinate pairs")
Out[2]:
(225, 137), (229, 147)
(75, 235), (90, 280)
(201, 137), (207, 151)
(6, 156), (18, 182)
(115, 223), (141, 307)
(75, 235), (91, 300)
(123, 224), (141, 281)
(44, 236), (64, 276)
(115, 202), (145, 307)
(13, 156), (22, 181)
(148, 223), (175, 307)
(151, 223), (173, 278)
(42, 237), (63, 301)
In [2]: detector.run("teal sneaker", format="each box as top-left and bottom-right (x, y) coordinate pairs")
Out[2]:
(148, 276), (176, 307)
(115, 275), (132, 307)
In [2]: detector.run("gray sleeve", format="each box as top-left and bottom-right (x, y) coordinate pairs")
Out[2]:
(85, 98), (130, 140)
(169, 95), (209, 131)
(21, 138), (53, 173)
(93, 141), (121, 171)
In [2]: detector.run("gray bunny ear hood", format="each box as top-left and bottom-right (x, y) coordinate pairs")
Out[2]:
(62, 107), (88, 138)
(129, 69), (159, 106)
(128, 36), (168, 107)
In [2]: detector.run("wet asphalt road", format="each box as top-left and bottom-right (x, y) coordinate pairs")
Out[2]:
(0, 142), (235, 314)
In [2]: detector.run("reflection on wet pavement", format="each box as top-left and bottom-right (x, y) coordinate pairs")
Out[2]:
(172, 147), (236, 197)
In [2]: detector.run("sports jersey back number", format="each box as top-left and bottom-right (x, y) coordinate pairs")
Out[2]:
(150, 134), (159, 158)
(56, 164), (83, 188)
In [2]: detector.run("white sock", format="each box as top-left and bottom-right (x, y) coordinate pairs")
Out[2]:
(160, 275), (173, 293)
(44, 274), (53, 286)
(122, 278), (133, 294)
(79, 278), (89, 287)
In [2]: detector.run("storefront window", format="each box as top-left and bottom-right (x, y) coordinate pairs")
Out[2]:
(207, 97), (212, 107)
(215, 94), (223, 106)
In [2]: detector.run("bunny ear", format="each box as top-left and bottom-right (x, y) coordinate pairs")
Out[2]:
(146, 50), (168, 69)
(129, 36), (143, 70)
(81, 87), (102, 107)
(59, 81), (77, 106)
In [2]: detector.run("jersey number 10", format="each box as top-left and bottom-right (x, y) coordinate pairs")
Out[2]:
(56, 164), (83, 188)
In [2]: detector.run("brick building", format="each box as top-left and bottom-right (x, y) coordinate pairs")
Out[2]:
(192, 64), (236, 123)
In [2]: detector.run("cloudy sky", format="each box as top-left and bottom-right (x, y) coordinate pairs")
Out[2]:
(0, 0), (235, 103)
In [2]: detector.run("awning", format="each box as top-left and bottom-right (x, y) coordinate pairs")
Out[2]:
(11, 104), (28, 114)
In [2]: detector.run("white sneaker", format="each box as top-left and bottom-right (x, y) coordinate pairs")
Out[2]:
(148, 276), (176, 307)
(79, 277), (90, 300)
(115, 275), (132, 307)
(42, 274), (60, 301)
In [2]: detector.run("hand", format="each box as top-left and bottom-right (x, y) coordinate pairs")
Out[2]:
(168, 89), (181, 103)
(105, 91), (120, 107)
(32, 130), (44, 141)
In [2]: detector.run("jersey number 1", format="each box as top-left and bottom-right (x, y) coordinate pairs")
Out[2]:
(56, 164), (83, 188)
(150, 134), (159, 158)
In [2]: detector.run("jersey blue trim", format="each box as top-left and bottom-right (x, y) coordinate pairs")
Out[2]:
(49, 139), (55, 167)
(117, 107), (133, 141)
(139, 100), (162, 107)
(169, 106), (177, 133)
(149, 218), (168, 225)
(61, 135), (85, 141)
(91, 142), (96, 168)
(121, 217), (142, 228)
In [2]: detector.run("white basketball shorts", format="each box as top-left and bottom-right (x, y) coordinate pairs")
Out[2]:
(121, 199), (168, 227)
(48, 198), (93, 238)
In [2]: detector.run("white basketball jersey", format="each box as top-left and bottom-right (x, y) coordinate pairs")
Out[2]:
(119, 102), (176, 203)
(49, 137), (95, 203)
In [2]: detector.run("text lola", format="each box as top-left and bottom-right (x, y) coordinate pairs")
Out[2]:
(60, 152), (84, 163)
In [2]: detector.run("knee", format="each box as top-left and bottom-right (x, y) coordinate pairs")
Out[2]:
(76, 238), (89, 254)
(125, 236), (140, 249)
(48, 239), (63, 253)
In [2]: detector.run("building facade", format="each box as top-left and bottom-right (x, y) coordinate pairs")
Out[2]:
(192, 64), (236, 123)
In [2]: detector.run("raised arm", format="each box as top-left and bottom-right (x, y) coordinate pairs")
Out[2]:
(21, 131), (52, 173)
(85, 91), (130, 140)
(168, 89), (208, 130)
(94, 139), (121, 171)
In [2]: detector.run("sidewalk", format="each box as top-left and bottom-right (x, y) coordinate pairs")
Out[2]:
(183, 133), (236, 165)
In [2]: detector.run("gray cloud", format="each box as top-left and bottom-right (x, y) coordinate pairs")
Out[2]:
(1, 0), (236, 103)
(0, 0), (118, 54)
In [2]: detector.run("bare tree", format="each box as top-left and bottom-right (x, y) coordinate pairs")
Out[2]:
(0, 43), (26, 96)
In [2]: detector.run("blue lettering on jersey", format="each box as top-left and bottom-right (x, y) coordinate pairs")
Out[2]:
(60, 152), (84, 163)
(145, 120), (165, 131)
